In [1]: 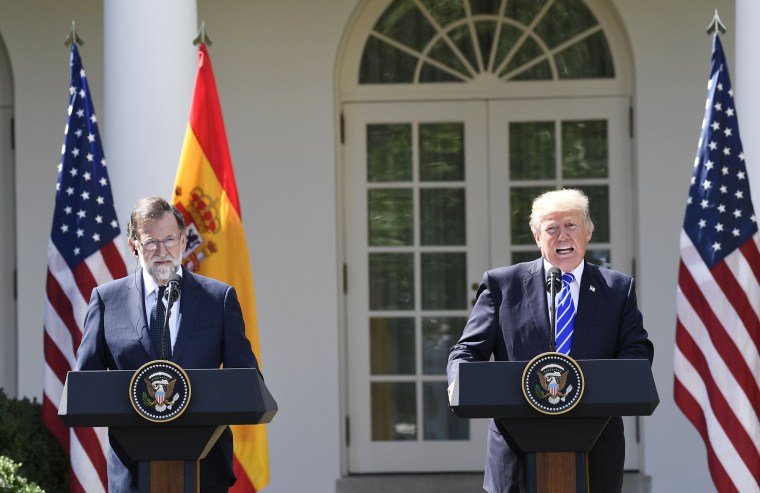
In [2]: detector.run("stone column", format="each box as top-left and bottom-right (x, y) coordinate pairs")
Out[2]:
(103, 0), (198, 228)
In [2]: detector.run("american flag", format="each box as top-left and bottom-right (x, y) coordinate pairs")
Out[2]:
(42, 43), (128, 493)
(674, 34), (760, 493)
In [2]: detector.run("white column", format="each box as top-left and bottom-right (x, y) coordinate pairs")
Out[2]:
(103, 0), (197, 230)
(735, 0), (760, 209)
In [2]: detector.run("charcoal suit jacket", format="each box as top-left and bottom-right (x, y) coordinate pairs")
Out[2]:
(74, 267), (259, 492)
(447, 258), (653, 493)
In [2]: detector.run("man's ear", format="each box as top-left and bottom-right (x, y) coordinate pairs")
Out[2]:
(128, 239), (138, 257)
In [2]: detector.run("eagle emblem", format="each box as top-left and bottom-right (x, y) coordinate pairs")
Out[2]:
(537, 369), (573, 404)
(142, 373), (180, 412)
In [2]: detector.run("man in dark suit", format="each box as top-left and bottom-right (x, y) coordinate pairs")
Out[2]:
(447, 189), (653, 493)
(74, 196), (260, 493)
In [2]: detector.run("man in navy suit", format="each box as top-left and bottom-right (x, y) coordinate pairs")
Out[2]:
(74, 196), (260, 493)
(447, 189), (653, 493)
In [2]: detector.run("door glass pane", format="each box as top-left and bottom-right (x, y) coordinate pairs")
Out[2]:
(509, 60), (553, 81)
(475, 21), (498, 67)
(510, 186), (553, 245)
(509, 122), (555, 180)
(586, 249), (611, 268)
(360, 37), (417, 84)
(424, 381), (469, 440)
(372, 382), (417, 441)
(469, 0), (501, 15)
(534, 0), (597, 49)
(421, 252), (467, 310)
(562, 120), (608, 179)
(446, 25), (479, 74)
(428, 40), (472, 79)
(374, 0), (436, 52)
(555, 31), (614, 79)
(420, 188), (465, 246)
(369, 189), (413, 246)
(500, 37), (546, 79)
(512, 250), (539, 264)
(419, 123), (465, 181)
(493, 23), (522, 70)
(367, 124), (412, 182)
(369, 253), (415, 310)
(371, 317), (415, 375)
(422, 317), (467, 375)
(420, 0), (465, 25)
(577, 185), (610, 243)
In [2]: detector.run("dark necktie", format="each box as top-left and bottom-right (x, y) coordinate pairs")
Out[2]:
(555, 273), (576, 355)
(149, 286), (166, 358)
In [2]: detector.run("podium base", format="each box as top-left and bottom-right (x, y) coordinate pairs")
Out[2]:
(139, 460), (199, 493)
(527, 452), (588, 493)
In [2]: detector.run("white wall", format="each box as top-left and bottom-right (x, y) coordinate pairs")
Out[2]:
(0, 0), (746, 492)
(615, 0), (734, 492)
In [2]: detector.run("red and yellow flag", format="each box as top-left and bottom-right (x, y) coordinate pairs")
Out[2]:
(172, 43), (269, 492)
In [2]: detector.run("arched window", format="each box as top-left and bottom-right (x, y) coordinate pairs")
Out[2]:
(359, 0), (614, 83)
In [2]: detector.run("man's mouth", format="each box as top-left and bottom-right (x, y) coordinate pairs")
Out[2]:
(556, 247), (574, 255)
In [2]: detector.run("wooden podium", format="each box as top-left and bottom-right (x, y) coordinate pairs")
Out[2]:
(58, 368), (277, 493)
(450, 359), (658, 493)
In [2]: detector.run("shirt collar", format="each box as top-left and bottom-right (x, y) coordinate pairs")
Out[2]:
(542, 259), (584, 284)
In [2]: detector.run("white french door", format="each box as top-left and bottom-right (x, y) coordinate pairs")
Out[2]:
(343, 96), (638, 473)
(344, 101), (490, 472)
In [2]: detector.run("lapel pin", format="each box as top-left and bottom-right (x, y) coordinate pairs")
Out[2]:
(589, 285), (596, 292)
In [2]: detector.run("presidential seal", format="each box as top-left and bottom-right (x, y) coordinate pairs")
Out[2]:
(522, 352), (584, 415)
(129, 360), (191, 423)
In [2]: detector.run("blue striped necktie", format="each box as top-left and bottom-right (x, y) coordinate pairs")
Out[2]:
(555, 273), (576, 355)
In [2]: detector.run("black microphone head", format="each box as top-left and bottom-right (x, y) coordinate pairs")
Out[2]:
(545, 267), (562, 293)
(165, 274), (182, 302)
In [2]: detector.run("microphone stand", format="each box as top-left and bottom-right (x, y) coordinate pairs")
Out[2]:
(548, 281), (558, 352)
(546, 268), (561, 352)
(161, 283), (180, 360)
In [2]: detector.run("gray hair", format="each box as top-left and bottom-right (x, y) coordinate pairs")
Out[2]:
(127, 196), (186, 241)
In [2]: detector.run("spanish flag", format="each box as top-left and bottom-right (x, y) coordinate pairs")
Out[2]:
(172, 43), (269, 492)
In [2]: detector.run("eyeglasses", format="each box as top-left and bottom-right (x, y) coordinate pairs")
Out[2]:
(139, 236), (181, 252)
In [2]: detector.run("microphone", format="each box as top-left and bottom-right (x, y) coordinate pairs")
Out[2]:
(545, 267), (561, 352)
(545, 267), (561, 293)
(165, 274), (182, 303)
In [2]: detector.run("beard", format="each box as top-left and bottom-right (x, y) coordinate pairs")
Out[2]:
(141, 255), (181, 285)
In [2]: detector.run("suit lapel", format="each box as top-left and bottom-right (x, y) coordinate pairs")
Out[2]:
(126, 270), (154, 359)
(523, 259), (551, 351)
(573, 261), (600, 354)
(171, 269), (203, 362)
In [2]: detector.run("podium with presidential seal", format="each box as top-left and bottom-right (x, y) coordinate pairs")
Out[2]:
(58, 361), (277, 493)
(449, 354), (658, 493)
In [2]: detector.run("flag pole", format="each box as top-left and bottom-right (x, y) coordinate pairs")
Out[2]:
(64, 20), (84, 47)
(706, 9), (727, 35)
(193, 21), (213, 47)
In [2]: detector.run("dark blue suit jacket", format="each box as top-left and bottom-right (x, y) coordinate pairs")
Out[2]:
(74, 267), (259, 493)
(447, 259), (653, 493)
